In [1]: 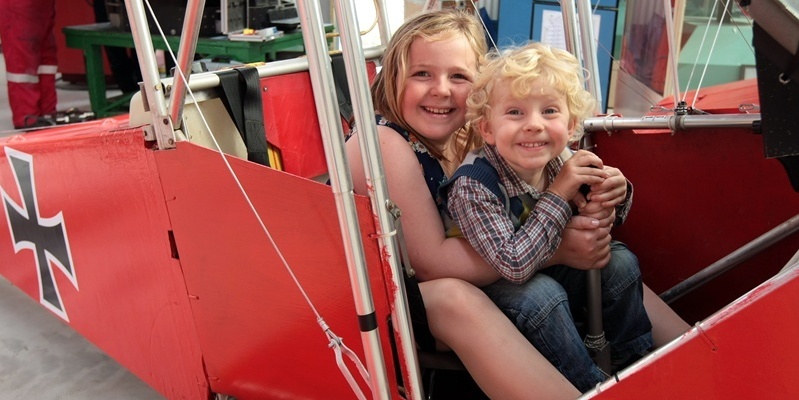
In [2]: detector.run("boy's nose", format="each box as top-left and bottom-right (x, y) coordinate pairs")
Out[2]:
(524, 114), (544, 131)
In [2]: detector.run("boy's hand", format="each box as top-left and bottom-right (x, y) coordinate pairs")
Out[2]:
(548, 150), (608, 202)
(578, 166), (627, 209)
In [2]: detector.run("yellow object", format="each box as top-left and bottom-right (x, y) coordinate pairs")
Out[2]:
(243, 28), (255, 35)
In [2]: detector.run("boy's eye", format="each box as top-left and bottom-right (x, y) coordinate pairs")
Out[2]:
(543, 108), (559, 115)
(507, 109), (522, 115)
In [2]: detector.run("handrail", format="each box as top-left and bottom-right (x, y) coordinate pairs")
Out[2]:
(661, 213), (799, 303)
(296, 0), (392, 398)
(167, 0), (205, 132)
(562, 0), (611, 374)
(583, 113), (761, 133)
(125, 0), (175, 149)
(332, 0), (425, 397)
(158, 47), (385, 96)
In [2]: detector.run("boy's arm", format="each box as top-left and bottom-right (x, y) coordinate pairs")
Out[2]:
(447, 176), (572, 284)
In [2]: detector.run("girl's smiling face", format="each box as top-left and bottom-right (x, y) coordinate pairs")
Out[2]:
(399, 35), (478, 152)
(479, 79), (575, 185)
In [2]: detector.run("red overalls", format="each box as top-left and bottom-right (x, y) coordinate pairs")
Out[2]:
(0, 0), (58, 128)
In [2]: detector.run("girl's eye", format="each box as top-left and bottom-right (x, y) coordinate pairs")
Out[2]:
(452, 73), (471, 81)
(411, 71), (430, 77)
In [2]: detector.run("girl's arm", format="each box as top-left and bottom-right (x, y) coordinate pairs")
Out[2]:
(346, 126), (501, 286)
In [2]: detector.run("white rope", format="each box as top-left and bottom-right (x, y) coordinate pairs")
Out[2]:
(467, 0), (498, 50)
(319, 318), (371, 400)
(681, 0), (718, 102)
(141, 0), (373, 396)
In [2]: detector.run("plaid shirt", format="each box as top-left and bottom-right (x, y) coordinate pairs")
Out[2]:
(446, 145), (633, 284)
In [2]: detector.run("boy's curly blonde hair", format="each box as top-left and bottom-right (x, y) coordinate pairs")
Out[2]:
(467, 42), (597, 143)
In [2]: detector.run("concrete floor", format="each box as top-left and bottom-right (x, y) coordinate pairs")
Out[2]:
(0, 51), (166, 399)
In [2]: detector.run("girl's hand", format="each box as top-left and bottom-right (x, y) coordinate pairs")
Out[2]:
(546, 215), (612, 270)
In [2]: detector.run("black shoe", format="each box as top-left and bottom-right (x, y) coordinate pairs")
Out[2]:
(22, 115), (57, 129)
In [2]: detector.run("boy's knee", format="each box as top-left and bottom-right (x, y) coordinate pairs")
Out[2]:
(504, 277), (570, 329)
(602, 248), (642, 298)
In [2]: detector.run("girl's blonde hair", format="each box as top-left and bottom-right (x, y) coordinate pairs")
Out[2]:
(467, 42), (597, 142)
(371, 10), (488, 161)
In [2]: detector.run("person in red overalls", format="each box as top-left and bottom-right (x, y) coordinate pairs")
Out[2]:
(0, 0), (58, 129)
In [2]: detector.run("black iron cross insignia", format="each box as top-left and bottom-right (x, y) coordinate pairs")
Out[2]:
(1, 147), (77, 321)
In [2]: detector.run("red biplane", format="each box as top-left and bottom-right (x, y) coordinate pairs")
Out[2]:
(1, 0), (798, 399)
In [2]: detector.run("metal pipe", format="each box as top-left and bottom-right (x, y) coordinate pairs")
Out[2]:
(296, 0), (391, 398)
(560, 0), (581, 65)
(333, 0), (424, 398)
(160, 47), (384, 96)
(661, 213), (799, 304)
(167, 0), (206, 131)
(662, 0), (682, 107)
(125, 0), (175, 149)
(583, 113), (761, 132)
(575, 0), (603, 110)
(375, 0), (392, 51)
(563, 0), (610, 373)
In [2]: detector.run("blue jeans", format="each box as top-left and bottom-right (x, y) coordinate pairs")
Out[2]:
(482, 241), (653, 392)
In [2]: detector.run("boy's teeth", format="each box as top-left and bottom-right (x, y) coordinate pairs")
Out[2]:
(520, 142), (545, 148)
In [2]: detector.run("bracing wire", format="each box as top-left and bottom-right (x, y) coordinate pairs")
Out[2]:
(681, 0), (719, 102)
(140, 1), (371, 397)
(690, 0), (733, 108)
(681, 0), (755, 104)
(723, 1), (756, 59)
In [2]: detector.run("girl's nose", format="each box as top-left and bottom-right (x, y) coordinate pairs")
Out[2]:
(430, 77), (451, 97)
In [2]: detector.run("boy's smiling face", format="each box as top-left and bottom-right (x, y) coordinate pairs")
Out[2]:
(479, 79), (574, 186)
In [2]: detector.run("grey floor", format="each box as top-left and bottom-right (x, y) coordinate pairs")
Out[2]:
(0, 52), (166, 399)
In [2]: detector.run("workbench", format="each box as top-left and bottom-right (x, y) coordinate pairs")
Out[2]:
(63, 23), (324, 117)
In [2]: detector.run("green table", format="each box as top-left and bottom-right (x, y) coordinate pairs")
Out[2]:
(63, 23), (325, 117)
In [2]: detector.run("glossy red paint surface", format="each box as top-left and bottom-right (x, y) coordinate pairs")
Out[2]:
(154, 142), (400, 399)
(0, 120), (208, 399)
(586, 265), (799, 399)
(594, 79), (799, 323)
(261, 62), (377, 179)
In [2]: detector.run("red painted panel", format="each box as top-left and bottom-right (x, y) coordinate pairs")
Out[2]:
(594, 80), (799, 323)
(261, 71), (328, 178)
(261, 62), (377, 179)
(586, 265), (799, 399)
(0, 123), (208, 399)
(155, 142), (401, 399)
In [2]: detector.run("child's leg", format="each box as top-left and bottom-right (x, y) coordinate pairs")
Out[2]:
(599, 241), (654, 364)
(482, 274), (606, 392)
(419, 278), (580, 399)
(643, 283), (691, 346)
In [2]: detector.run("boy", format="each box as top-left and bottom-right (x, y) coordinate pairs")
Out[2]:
(440, 42), (653, 392)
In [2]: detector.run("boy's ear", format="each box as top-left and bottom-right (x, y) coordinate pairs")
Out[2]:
(567, 118), (577, 140)
(478, 118), (496, 145)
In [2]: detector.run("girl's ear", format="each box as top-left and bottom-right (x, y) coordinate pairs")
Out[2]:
(478, 118), (496, 145)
